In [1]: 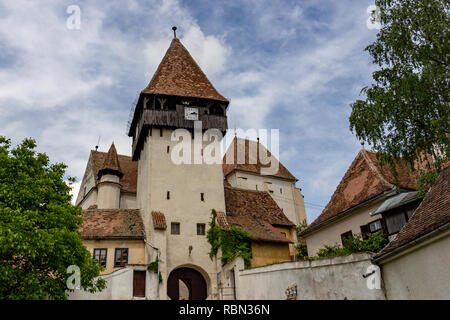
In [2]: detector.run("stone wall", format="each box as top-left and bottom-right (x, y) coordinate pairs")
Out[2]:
(225, 253), (385, 300)
(68, 266), (158, 300)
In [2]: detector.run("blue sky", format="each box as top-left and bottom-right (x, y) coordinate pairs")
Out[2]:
(0, 0), (379, 223)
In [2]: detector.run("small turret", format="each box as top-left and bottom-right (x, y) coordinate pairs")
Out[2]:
(97, 143), (122, 209)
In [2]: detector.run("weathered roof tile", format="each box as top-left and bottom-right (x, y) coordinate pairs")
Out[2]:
(91, 150), (137, 193)
(223, 137), (297, 181)
(304, 149), (417, 232)
(376, 162), (450, 257)
(224, 186), (294, 243)
(142, 38), (228, 102)
(80, 209), (145, 240)
(151, 211), (167, 230)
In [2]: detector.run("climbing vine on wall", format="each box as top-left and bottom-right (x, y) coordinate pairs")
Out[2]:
(206, 209), (253, 268)
(147, 257), (163, 283)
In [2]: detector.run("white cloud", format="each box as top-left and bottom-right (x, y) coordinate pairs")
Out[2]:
(0, 0), (378, 224)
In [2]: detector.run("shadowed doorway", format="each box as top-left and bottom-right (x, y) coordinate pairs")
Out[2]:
(167, 267), (207, 300)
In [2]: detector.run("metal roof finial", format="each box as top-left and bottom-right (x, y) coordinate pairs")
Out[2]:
(172, 26), (177, 38)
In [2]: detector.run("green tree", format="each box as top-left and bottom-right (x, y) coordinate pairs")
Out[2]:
(350, 0), (449, 190)
(0, 137), (105, 299)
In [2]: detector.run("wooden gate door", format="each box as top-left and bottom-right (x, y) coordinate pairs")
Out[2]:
(133, 271), (146, 297)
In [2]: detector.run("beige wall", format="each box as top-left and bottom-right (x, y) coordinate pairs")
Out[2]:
(79, 189), (98, 210)
(234, 253), (385, 300)
(294, 188), (307, 224)
(137, 127), (225, 299)
(83, 239), (146, 275)
(76, 156), (97, 207)
(226, 171), (306, 228)
(120, 192), (137, 209)
(304, 198), (385, 256)
(97, 174), (121, 209)
(380, 230), (450, 299)
(250, 242), (292, 268)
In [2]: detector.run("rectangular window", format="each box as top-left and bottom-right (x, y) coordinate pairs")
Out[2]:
(280, 188), (282, 194)
(197, 223), (206, 235)
(340, 230), (353, 246)
(200, 193), (204, 201)
(167, 191), (170, 200)
(171, 222), (180, 235)
(167, 146), (170, 153)
(93, 248), (107, 267)
(385, 212), (407, 235)
(114, 248), (129, 267)
(368, 220), (383, 233)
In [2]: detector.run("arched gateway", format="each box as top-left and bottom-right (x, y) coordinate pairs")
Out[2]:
(167, 267), (207, 300)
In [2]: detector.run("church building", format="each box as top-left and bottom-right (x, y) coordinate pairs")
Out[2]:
(73, 30), (306, 300)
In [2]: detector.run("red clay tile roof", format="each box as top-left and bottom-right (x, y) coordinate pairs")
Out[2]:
(91, 150), (137, 193)
(142, 38), (228, 102)
(98, 143), (123, 178)
(80, 209), (145, 240)
(216, 211), (231, 230)
(304, 149), (417, 232)
(376, 163), (450, 258)
(223, 186), (294, 243)
(151, 211), (167, 230)
(223, 137), (297, 181)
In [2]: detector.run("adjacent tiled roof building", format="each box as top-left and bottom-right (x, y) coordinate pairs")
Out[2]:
(303, 149), (417, 233)
(221, 186), (294, 243)
(375, 162), (450, 258)
(222, 137), (297, 181)
(98, 143), (123, 179)
(90, 150), (138, 193)
(142, 37), (228, 102)
(80, 209), (145, 240)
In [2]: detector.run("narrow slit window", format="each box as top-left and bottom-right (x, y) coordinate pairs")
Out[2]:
(201, 193), (204, 201)
(167, 146), (170, 153)
(167, 191), (170, 200)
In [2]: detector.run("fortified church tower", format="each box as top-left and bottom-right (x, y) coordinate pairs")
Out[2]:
(128, 28), (229, 300)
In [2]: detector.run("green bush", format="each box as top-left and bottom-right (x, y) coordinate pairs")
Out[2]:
(296, 242), (308, 260)
(316, 231), (387, 258)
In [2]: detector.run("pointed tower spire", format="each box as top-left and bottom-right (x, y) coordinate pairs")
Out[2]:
(141, 37), (228, 102)
(98, 142), (123, 179)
